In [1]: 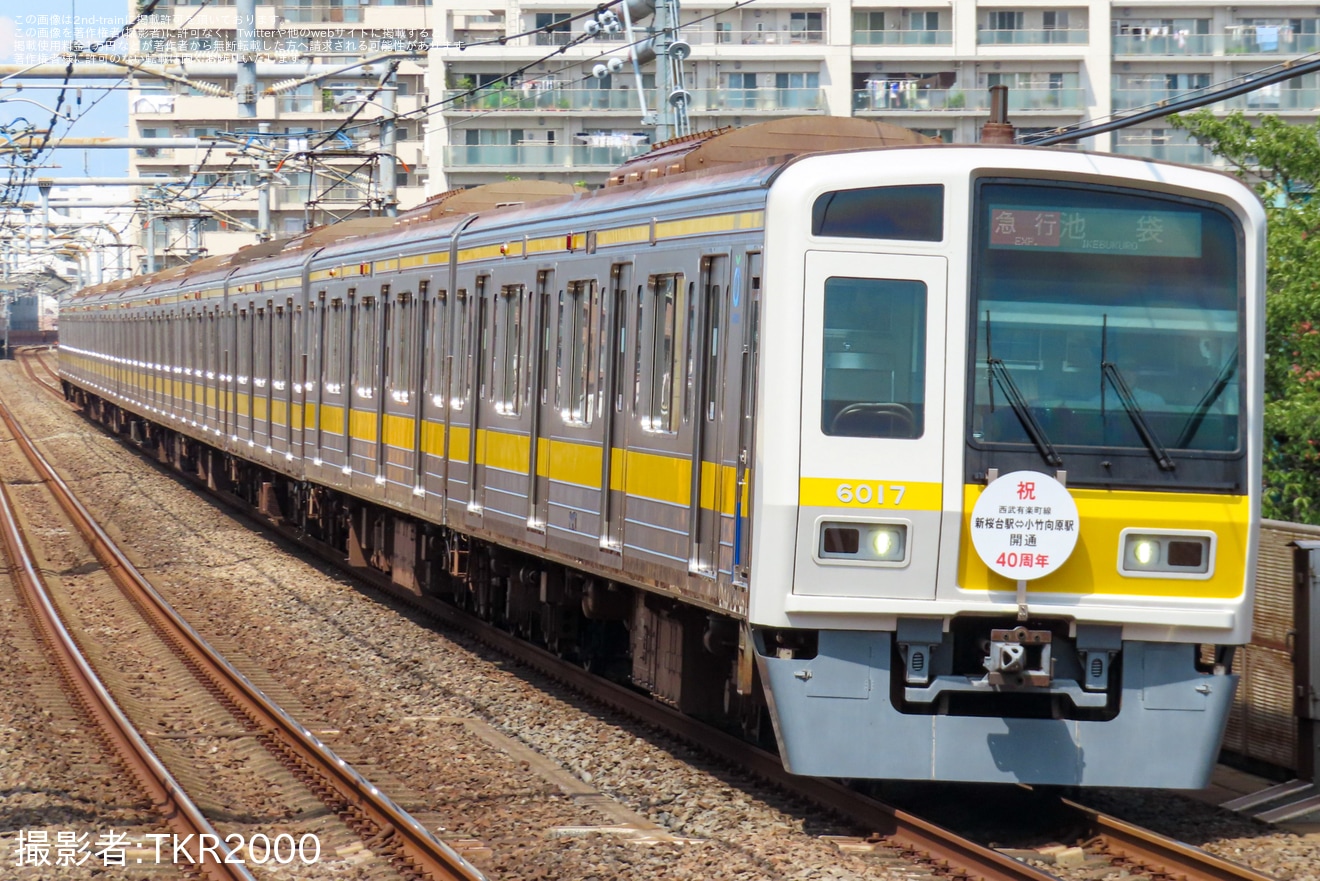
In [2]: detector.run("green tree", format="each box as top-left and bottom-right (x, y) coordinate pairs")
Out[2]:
(1171, 110), (1320, 522)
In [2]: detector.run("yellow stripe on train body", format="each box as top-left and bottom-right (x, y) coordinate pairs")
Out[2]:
(480, 429), (531, 472)
(382, 413), (414, 449)
(349, 408), (377, 443)
(625, 449), (691, 507)
(319, 403), (344, 435)
(421, 420), (445, 456)
(957, 484), (1249, 600)
(655, 210), (764, 240)
(547, 438), (602, 487)
(399, 252), (447, 270)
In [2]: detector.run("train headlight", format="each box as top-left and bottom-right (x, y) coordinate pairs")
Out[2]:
(1119, 530), (1215, 577)
(818, 520), (908, 564)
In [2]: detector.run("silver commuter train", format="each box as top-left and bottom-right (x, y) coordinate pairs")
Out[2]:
(61, 119), (1265, 787)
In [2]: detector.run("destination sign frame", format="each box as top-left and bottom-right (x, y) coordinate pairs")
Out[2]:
(987, 205), (1202, 258)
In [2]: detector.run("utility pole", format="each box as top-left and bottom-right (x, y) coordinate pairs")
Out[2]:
(380, 85), (398, 218)
(651, 0), (691, 142)
(145, 204), (156, 274)
(257, 122), (272, 241)
(38, 182), (51, 245)
(237, 0), (257, 119)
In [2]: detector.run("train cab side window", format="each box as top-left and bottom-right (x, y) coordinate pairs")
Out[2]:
(812, 184), (944, 242)
(821, 277), (927, 439)
(642, 273), (686, 433)
(558, 280), (598, 425)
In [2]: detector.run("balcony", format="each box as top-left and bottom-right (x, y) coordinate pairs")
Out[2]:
(854, 87), (1084, 112)
(442, 143), (647, 169)
(684, 28), (825, 46)
(445, 87), (647, 113)
(1113, 143), (1212, 164)
(697, 88), (825, 112)
(1111, 88), (1184, 111)
(978, 28), (1088, 45)
(852, 29), (951, 46)
(1223, 87), (1320, 112)
(1113, 31), (1320, 57)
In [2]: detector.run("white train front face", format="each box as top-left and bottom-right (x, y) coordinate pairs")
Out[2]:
(752, 148), (1265, 787)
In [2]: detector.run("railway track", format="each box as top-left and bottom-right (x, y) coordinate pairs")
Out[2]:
(30, 354), (1287, 881)
(16, 345), (61, 392)
(0, 408), (250, 880)
(0, 384), (485, 881)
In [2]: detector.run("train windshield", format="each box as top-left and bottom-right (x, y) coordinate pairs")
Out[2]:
(969, 180), (1243, 466)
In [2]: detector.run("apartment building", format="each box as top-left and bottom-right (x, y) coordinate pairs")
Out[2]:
(125, 1), (1320, 258)
(426, 1), (1320, 190)
(127, 0), (434, 260)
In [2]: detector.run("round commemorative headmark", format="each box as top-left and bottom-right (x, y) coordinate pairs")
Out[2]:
(969, 471), (1080, 581)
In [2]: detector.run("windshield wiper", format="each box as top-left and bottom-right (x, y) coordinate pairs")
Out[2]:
(987, 357), (1063, 467)
(1175, 347), (1238, 449)
(1102, 361), (1176, 471)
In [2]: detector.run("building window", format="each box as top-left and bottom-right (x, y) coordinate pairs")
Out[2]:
(535, 12), (572, 45)
(911, 10), (939, 30)
(790, 11), (823, 42)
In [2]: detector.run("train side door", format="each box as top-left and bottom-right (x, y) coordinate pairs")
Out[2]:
(599, 263), (632, 564)
(528, 270), (553, 543)
(796, 252), (948, 601)
(462, 276), (489, 527)
(690, 255), (730, 577)
(733, 253), (761, 587)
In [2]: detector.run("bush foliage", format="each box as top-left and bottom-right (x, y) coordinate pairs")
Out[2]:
(1171, 111), (1320, 523)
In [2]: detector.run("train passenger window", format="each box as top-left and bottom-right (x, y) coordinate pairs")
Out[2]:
(812, 184), (944, 242)
(237, 309), (251, 386)
(324, 299), (344, 395)
(451, 289), (469, 409)
(557, 280), (597, 425)
(272, 305), (289, 391)
(821, 277), (926, 439)
(254, 307), (270, 389)
(425, 287), (447, 407)
(391, 292), (414, 404)
(494, 285), (525, 415)
(705, 285), (722, 421)
(354, 297), (378, 400)
(642, 273), (686, 433)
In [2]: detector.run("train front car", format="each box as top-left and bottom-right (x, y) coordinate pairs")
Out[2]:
(751, 147), (1264, 787)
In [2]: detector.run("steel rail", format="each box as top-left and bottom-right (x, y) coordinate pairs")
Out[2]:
(18, 347), (62, 390)
(0, 407), (254, 881)
(0, 393), (486, 881)
(1061, 798), (1278, 881)
(45, 366), (1274, 881)
(409, 594), (1061, 881)
(185, 469), (1060, 881)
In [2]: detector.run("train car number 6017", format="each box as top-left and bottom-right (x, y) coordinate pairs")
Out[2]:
(835, 483), (907, 505)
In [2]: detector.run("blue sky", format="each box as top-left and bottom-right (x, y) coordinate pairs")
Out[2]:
(2, 0), (132, 180)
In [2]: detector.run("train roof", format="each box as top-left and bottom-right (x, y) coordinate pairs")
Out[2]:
(72, 117), (945, 304)
(605, 116), (939, 186)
